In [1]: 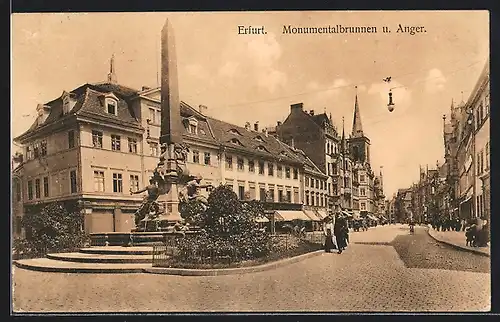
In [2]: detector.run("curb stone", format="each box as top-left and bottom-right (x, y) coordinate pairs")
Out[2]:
(14, 249), (325, 275)
(144, 250), (325, 276)
(427, 228), (490, 257)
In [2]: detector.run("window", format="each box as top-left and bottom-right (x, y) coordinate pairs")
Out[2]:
(33, 143), (40, 158)
(268, 188), (275, 201)
(70, 170), (77, 193)
(40, 140), (47, 156)
(286, 191), (292, 203)
(237, 157), (244, 171)
(480, 150), (484, 174)
(15, 180), (21, 201)
(477, 153), (481, 176)
(130, 175), (140, 192)
(111, 135), (121, 151)
(189, 124), (197, 134)
(149, 142), (159, 156)
(315, 179), (319, 189)
(256, 161), (264, 175)
(486, 142), (490, 169)
(360, 174), (365, 182)
(360, 202), (366, 211)
(149, 108), (157, 124)
(92, 130), (103, 148)
(360, 188), (366, 196)
(238, 185), (245, 200)
(305, 177), (309, 187)
(278, 188), (284, 202)
(43, 177), (49, 197)
(485, 93), (490, 113)
(26, 146), (32, 160)
(285, 167), (291, 179)
(328, 183), (331, 194)
(225, 155), (233, 170)
(259, 187), (266, 201)
(128, 138), (138, 153)
(293, 168), (298, 180)
(204, 152), (211, 165)
(68, 130), (75, 149)
(192, 150), (200, 163)
(268, 163), (274, 176)
(113, 173), (123, 193)
(35, 179), (41, 199)
(249, 184), (256, 200)
(332, 163), (337, 175)
(94, 171), (105, 192)
(277, 165), (283, 178)
(316, 194), (319, 206)
(107, 100), (117, 115)
(306, 192), (310, 205)
(248, 160), (255, 173)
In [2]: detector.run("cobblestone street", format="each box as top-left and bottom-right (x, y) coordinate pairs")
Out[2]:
(12, 225), (490, 312)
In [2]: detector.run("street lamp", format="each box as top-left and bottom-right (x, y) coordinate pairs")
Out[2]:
(387, 90), (395, 112)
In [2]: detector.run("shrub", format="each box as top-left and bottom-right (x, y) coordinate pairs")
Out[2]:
(177, 185), (271, 263)
(14, 202), (90, 258)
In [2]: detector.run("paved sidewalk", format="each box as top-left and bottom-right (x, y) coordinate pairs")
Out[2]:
(428, 228), (490, 257)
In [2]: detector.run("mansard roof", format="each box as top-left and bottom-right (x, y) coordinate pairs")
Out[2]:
(15, 82), (143, 142)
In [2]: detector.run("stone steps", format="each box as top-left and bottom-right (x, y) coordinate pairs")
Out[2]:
(13, 245), (159, 273)
(14, 258), (150, 273)
(46, 252), (154, 264)
(79, 246), (154, 255)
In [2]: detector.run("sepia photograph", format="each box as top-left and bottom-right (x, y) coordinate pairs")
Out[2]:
(11, 10), (490, 313)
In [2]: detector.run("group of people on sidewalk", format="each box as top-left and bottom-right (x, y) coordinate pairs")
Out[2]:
(431, 217), (490, 248)
(323, 213), (349, 254)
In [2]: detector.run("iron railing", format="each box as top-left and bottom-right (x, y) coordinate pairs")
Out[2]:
(151, 232), (325, 267)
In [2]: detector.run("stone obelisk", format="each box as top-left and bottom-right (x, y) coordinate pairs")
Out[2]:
(156, 18), (183, 222)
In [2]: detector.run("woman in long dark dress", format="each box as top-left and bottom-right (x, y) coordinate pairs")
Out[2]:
(323, 217), (336, 252)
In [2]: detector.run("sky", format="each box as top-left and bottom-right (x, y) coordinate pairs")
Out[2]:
(11, 11), (489, 198)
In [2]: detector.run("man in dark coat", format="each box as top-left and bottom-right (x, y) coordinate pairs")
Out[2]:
(334, 214), (348, 254)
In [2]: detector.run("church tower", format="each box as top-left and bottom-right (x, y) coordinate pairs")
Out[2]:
(349, 90), (371, 164)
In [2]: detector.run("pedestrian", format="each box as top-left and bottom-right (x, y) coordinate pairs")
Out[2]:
(334, 214), (347, 254)
(323, 217), (336, 253)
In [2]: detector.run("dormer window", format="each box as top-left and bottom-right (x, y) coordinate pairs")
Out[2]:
(256, 145), (270, 153)
(186, 116), (198, 134)
(254, 136), (264, 143)
(62, 91), (72, 115)
(230, 138), (244, 146)
(228, 129), (242, 136)
(280, 151), (288, 157)
(102, 93), (119, 116)
(107, 100), (117, 115)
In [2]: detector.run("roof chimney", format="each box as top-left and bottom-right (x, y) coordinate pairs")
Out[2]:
(291, 137), (295, 148)
(245, 122), (251, 130)
(199, 105), (208, 114)
(142, 86), (151, 91)
(262, 128), (268, 137)
(291, 103), (303, 113)
(309, 110), (315, 116)
(277, 121), (282, 127)
(254, 121), (259, 132)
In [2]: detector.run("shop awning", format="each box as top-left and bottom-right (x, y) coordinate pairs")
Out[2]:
(255, 216), (269, 223)
(315, 210), (328, 220)
(303, 210), (321, 221)
(275, 210), (311, 221)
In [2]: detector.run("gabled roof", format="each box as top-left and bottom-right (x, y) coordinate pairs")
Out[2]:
(311, 113), (330, 127)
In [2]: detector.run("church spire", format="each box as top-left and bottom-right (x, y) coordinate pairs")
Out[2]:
(107, 54), (117, 84)
(341, 116), (346, 154)
(352, 86), (364, 138)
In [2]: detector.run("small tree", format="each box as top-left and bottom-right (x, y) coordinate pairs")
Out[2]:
(178, 185), (271, 262)
(20, 202), (88, 254)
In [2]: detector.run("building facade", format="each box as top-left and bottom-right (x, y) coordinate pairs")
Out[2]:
(12, 67), (329, 234)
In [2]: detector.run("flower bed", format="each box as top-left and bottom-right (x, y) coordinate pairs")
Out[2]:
(152, 234), (322, 269)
